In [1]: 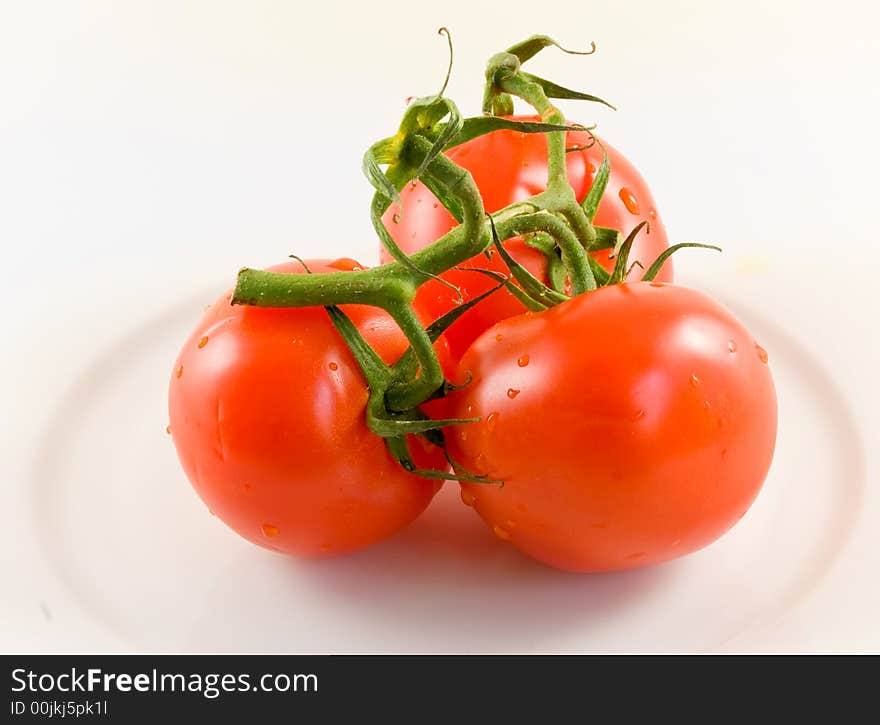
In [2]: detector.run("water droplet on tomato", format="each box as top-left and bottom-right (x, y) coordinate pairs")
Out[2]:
(486, 411), (499, 432)
(619, 187), (640, 215)
(460, 489), (476, 507)
(648, 208), (657, 220)
(495, 333), (503, 342)
(632, 409), (646, 421)
(493, 524), (511, 541)
(728, 340), (737, 353)
(474, 453), (489, 474)
(165, 424), (172, 435)
(517, 355), (530, 367)
(176, 365), (183, 378)
(392, 212), (401, 224)
(328, 362), (338, 371)
(690, 374), (700, 387)
(507, 388), (520, 399)
(755, 344), (769, 363)
(626, 551), (647, 560)
(466, 404), (474, 414)
(459, 430), (468, 441)
(704, 400), (712, 409)
(261, 524), (280, 538)
(198, 336), (209, 349)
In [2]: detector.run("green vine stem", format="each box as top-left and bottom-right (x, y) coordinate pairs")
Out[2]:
(228, 32), (724, 483)
(233, 34), (616, 430)
(493, 72), (569, 188)
(234, 133), (490, 413)
(482, 39), (617, 288)
(504, 212), (594, 294)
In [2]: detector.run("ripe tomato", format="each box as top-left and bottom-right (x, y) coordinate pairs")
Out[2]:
(446, 283), (777, 573)
(383, 116), (670, 358)
(168, 258), (449, 557)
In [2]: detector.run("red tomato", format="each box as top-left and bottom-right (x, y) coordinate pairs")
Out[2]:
(168, 258), (449, 557)
(446, 283), (777, 573)
(383, 116), (670, 358)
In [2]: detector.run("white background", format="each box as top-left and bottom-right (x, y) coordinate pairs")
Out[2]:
(1, 1), (878, 652)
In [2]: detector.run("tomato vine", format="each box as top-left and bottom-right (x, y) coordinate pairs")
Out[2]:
(230, 32), (716, 479)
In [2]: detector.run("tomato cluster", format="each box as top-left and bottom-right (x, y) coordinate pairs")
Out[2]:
(169, 35), (777, 573)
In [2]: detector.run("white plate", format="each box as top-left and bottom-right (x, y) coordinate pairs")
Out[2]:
(3, 1), (879, 654)
(2, 266), (872, 653)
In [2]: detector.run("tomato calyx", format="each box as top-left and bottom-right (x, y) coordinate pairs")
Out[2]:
(490, 217), (723, 309)
(482, 36), (615, 118)
(290, 260), (502, 485)
(333, 302), (503, 485)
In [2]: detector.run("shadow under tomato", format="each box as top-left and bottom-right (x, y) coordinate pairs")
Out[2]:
(272, 485), (678, 653)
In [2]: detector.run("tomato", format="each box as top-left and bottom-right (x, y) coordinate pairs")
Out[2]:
(168, 258), (450, 557)
(446, 283), (777, 573)
(383, 116), (671, 358)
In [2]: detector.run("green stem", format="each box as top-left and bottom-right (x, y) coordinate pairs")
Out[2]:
(234, 139), (486, 299)
(488, 70), (597, 291)
(400, 135), (487, 265)
(505, 213), (595, 294)
(228, 34), (632, 479)
(384, 303), (444, 411)
(560, 205), (598, 249)
(232, 265), (414, 308)
(233, 134), (491, 412)
(494, 73), (567, 188)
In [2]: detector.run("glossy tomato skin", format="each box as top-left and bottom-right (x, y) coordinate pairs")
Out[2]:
(168, 258), (448, 557)
(446, 283), (777, 573)
(383, 116), (670, 358)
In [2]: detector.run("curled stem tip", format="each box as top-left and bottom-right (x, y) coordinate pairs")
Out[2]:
(288, 254), (312, 274)
(557, 39), (597, 56)
(436, 27), (454, 98)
